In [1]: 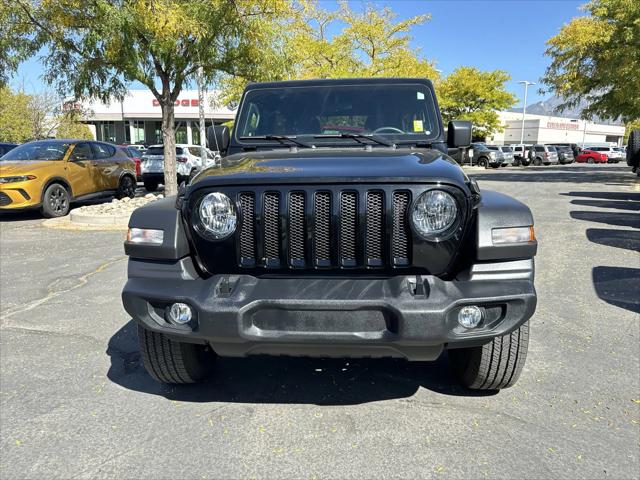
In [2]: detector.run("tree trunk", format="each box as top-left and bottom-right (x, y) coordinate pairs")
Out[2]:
(160, 100), (178, 196)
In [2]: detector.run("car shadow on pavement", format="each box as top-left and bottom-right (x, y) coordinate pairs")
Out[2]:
(106, 320), (496, 405)
(0, 210), (44, 222)
(562, 191), (640, 202)
(592, 266), (640, 314)
(470, 166), (636, 185)
(586, 228), (640, 252)
(570, 210), (640, 228)
(570, 199), (640, 211)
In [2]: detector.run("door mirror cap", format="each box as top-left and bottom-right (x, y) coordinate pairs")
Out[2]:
(207, 125), (230, 155)
(447, 120), (472, 148)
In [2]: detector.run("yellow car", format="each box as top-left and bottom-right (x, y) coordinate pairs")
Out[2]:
(0, 139), (137, 217)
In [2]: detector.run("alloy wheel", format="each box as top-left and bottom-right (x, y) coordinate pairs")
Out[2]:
(48, 185), (69, 215)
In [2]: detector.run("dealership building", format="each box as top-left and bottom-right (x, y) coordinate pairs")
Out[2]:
(78, 89), (236, 145)
(487, 111), (625, 146)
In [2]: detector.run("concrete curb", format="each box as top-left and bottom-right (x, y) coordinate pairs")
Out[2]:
(42, 213), (129, 231)
(69, 210), (130, 226)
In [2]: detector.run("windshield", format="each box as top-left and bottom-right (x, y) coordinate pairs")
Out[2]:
(500, 146), (513, 152)
(1, 141), (71, 161)
(235, 83), (440, 145)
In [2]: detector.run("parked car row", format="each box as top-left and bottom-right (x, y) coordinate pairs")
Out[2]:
(139, 144), (219, 192)
(467, 142), (622, 168)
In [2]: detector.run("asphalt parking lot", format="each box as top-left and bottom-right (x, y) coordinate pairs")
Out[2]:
(1, 164), (639, 479)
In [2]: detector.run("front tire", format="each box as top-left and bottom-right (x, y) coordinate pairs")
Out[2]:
(478, 158), (488, 169)
(449, 321), (529, 390)
(116, 175), (136, 199)
(41, 183), (70, 218)
(143, 180), (159, 192)
(137, 324), (215, 384)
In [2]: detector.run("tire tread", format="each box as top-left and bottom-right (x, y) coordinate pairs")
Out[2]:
(450, 321), (530, 390)
(137, 324), (213, 384)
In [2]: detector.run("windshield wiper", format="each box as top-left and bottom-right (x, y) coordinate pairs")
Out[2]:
(313, 133), (395, 147)
(239, 135), (313, 148)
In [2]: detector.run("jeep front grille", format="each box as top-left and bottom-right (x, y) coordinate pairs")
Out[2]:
(235, 188), (412, 269)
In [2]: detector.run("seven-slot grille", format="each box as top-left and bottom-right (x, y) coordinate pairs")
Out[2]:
(236, 189), (412, 269)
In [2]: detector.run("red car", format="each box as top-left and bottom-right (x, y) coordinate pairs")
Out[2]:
(576, 149), (608, 164)
(119, 145), (142, 180)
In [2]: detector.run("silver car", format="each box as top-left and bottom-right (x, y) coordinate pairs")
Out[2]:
(496, 145), (515, 166)
(529, 144), (559, 166)
(471, 143), (504, 168)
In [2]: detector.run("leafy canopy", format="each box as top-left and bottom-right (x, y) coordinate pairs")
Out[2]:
(0, 86), (92, 142)
(0, 86), (34, 142)
(438, 67), (517, 138)
(55, 111), (94, 140)
(542, 0), (640, 122)
(221, 0), (440, 103)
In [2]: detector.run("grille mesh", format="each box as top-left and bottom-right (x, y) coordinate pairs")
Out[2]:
(238, 193), (255, 260)
(0, 192), (11, 207)
(314, 192), (331, 263)
(392, 192), (411, 263)
(264, 192), (280, 260)
(340, 192), (358, 262)
(235, 189), (416, 269)
(366, 191), (384, 262)
(289, 192), (305, 261)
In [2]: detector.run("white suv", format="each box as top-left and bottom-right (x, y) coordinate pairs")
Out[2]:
(584, 145), (623, 163)
(140, 144), (215, 191)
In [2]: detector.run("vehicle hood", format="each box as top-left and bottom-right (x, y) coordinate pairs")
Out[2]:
(0, 160), (61, 176)
(190, 148), (470, 190)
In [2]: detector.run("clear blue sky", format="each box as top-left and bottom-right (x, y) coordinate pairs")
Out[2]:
(12, 0), (586, 108)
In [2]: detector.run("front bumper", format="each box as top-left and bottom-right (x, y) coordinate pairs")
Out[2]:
(0, 183), (40, 210)
(122, 257), (536, 361)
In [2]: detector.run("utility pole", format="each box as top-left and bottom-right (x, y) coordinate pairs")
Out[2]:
(518, 81), (535, 145)
(197, 66), (207, 166)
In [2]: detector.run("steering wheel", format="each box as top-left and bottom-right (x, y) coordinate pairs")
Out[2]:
(372, 126), (404, 134)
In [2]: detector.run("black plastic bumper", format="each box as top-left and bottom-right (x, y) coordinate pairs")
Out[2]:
(122, 257), (536, 361)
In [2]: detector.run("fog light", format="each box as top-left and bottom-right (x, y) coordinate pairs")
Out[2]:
(167, 303), (192, 324)
(458, 305), (483, 328)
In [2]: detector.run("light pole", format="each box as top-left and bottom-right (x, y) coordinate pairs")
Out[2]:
(518, 81), (535, 145)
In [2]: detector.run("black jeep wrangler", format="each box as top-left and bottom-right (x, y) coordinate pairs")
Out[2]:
(122, 78), (537, 390)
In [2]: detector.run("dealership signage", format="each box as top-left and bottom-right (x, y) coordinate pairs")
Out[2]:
(546, 121), (580, 130)
(152, 98), (200, 107)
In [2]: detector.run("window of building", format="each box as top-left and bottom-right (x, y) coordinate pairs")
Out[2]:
(99, 121), (116, 142)
(175, 123), (188, 144)
(128, 120), (145, 144)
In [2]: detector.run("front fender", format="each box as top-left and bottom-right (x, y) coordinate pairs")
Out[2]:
(124, 197), (189, 260)
(475, 190), (537, 261)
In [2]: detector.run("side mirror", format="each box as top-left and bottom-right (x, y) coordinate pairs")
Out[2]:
(447, 120), (472, 148)
(207, 125), (230, 155)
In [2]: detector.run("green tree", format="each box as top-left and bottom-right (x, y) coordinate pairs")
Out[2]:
(0, 1), (38, 87)
(542, 0), (640, 123)
(55, 110), (93, 139)
(11, 0), (288, 195)
(220, 0), (440, 103)
(0, 85), (34, 142)
(438, 67), (517, 138)
(624, 120), (640, 143)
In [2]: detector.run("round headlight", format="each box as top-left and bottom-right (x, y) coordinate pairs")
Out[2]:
(411, 190), (458, 238)
(197, 192), (237, 239)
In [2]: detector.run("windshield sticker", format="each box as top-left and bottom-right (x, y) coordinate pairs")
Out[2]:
(416, 91), (425, 100)
(413, 120), (424, 132)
